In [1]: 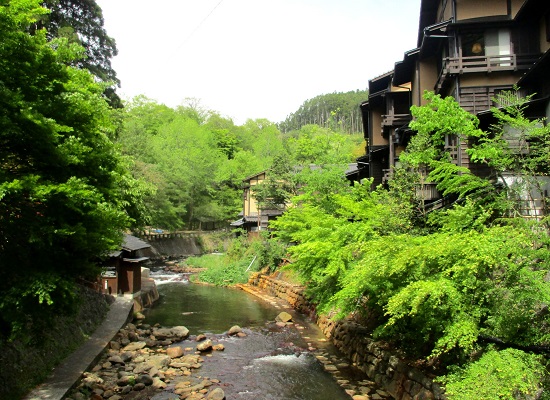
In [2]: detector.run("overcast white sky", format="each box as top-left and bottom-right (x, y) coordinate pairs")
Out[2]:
(96, 0), (422, 124)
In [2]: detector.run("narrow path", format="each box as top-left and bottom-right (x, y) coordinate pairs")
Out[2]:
(23, 297), (134, 400)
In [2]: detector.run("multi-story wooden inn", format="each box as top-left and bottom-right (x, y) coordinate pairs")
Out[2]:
(358, 0), (550, 212)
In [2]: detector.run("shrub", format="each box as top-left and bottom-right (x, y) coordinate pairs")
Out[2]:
(439, 348), (547, 399)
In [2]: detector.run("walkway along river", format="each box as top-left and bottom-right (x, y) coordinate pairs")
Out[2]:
(66, 270), (393, 400)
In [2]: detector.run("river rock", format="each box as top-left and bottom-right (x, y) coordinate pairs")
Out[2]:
(123, 341), (146, 352)
(196, 333), (207, 341)
(227, 325), (242, 335)
(207, 387), (226, 400)
(276, 311), (293, 323)
(108, 355), (124, 365)
(166, 346), (184, 358)
(134, 311), (146, 320)
(146, 354), (171, 369)
(153, 326), (190, 340)
(196, 339), (213, 352)
(121, 351), (133, 362)
(152, 377), (167, 389)
(212, 344), (225, 351)
(136, 374), (154, 386)
(116, 375), (134, 386)
(133, 363), (152, 374)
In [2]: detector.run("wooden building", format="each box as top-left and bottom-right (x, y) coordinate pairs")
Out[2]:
(359, 0), (550, 210)
(230, 171), (285, 234)
(101, 234), (150, 298)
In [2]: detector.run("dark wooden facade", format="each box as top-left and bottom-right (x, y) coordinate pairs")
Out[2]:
(357, 0), (550, 208)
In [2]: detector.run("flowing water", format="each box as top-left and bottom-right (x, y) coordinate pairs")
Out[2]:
(145, 270), (380, 399)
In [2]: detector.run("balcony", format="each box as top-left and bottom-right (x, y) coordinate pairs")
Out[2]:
(416, 182), (440, 202)
(381, 113), (412, 130)
(436, 53), (539, 92)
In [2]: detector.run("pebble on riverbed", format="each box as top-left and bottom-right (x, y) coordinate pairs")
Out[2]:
(66, 323), (227, 400)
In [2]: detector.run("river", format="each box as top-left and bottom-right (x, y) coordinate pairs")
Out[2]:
(144, 270), (390, 399)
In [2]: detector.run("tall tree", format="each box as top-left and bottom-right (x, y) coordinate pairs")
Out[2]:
(38, 0), (121, 106)
(0, 0), (145, 337)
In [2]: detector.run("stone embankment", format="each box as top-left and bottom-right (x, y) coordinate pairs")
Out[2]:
(134, 268), (160, 312)
(246, 272), (446, 400)
(66, 322), (245, 400)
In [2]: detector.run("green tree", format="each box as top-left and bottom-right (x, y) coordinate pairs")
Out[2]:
(40, 0), (119, 85)
(0, 0), (145, 338)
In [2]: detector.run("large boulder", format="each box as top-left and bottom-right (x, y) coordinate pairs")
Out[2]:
(166, 346), (184, 358)
(207, 387), (226, 400)
(227, 325), (242, 336)
(122, 341), (147, 352)
(153, 326), (189, 340)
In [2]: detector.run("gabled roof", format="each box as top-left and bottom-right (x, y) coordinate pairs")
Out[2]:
(242, 170), (267, 182)
(122, 234), (150, 252)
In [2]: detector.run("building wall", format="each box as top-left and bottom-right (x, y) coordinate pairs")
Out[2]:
(411, 62), (422, 107)
(455, 0), (509, 20)
(418, 57), (438, 104)
(511, 0), (527, 18)
(370, 110), (386, 146)
(243, 173), (266, 217)
(439, 0), (453, 22)
(459, 73), (518, 87)
(540, 14), (550, 52)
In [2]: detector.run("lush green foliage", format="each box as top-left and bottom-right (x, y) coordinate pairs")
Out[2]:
(439, 348), (547, 399)
(189, 233), (285, 285)
(187, 254), (251, 286)
(271, 90), (550, 396)
(117, 97), (363, 230)
(0, 0), (146, 339)
(40, 0), (121, 106)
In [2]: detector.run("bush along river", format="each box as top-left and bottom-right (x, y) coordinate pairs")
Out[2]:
(67, 269), (393, 400)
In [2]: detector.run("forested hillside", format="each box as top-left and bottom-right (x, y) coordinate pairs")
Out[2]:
(278, 90), (368, 134)
(117, 96), (365, 231)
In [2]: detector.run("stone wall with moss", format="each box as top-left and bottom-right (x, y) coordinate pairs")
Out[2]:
(0, 286), (111, 400)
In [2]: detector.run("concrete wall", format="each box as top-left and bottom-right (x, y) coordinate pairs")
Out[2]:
(248, 272), (446, 400)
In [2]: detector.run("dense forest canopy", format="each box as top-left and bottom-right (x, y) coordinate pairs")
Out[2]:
(278, 90), (368, 134)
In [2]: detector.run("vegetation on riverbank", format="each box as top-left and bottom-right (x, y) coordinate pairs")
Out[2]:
(0, 287), (111, 400)
(268, 91), (550, 398)
(186, 232), (286, 285)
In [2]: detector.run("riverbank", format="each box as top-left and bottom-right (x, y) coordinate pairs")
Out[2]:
(65, 323), (229, 400)
(64, 275), (394, 400)
(0, 286), (115, 400)
(246, 272), (446, 400)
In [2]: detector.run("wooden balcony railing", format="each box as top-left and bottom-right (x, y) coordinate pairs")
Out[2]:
(416, 182), (440, 202)
(381, 113), (412, 128)
(436, 53), (539, 91)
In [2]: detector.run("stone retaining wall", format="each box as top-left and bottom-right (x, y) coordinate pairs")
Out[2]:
(248, 272), (446, 400)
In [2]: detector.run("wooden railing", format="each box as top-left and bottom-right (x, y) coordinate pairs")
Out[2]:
(416, 182), (440, 202)
(381, 113), (411, 129)
(436, 53), (539, 91)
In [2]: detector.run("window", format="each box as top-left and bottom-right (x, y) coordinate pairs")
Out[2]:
(461, 29), (511, 58)
(462, 33), (485, 57)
